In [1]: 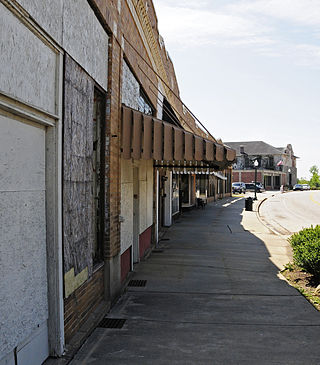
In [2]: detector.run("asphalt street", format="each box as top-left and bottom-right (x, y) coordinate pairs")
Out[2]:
(259, 190), (320, 235)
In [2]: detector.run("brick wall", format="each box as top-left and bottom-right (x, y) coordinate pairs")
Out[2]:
(232, 171), (262, 184)
(64, 266), (104, 342)
(233, 172), (239, 182)
(60, 0), (226, 349)
(104, 29), (122, 259)
(89, 0), (213, 263)
(89, 0), (217, 302)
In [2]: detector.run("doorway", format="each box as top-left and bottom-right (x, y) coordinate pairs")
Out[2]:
(0, 114), (49, 364)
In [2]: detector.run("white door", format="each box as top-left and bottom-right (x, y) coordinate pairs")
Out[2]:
(0, 115), (49, 365)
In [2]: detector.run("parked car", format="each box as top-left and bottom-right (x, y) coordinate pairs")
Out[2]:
(232, 182), (246, 194)
(251, 181), (265, 191)
(293, 184), (304, 191)
(245, 183), (262, 193)
(302, 184), (311, 190)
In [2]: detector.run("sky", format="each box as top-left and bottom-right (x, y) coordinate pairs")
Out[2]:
(153, 0), (320, 179)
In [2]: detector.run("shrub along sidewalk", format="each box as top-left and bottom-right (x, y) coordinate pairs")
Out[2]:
(282, 225), (320, 310)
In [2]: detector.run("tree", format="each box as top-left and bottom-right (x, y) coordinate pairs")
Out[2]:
(309, 165), (320, 189)
(297, 178), (309, 184)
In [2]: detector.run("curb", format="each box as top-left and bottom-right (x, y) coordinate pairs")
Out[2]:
(255, 194), (286, 236)
(256, 196), (269, 214)
(256, 194), (293, 237)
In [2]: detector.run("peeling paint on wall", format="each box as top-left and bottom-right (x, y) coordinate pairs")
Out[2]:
(64, 267), (89, 298)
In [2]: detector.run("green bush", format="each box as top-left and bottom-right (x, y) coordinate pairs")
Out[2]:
(288, 225), (320, 278)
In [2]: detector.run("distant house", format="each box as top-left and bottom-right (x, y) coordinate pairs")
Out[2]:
(224, 141), (298, 190)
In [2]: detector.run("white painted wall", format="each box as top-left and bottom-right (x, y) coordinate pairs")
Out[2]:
(120, 159), (134, 255)
(146, 161), (154, 229)
(63, 0), (109, 90)
(1, 2), (65, 361)
(0, 3), (57, 114)
(14, 0), (109, 91)
(15, 0), (64, 44)
(163, 171), (172, 226)
(120, 159), (154, 254)
(139, 163), (148, 234)
(139, 160), (154, 234)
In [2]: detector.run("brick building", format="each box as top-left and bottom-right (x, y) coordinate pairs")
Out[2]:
(225, 141), (298, 190)
(0, 1), (235, 364)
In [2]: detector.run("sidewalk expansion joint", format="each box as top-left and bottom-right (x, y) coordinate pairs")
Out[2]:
(126, 289), (300, 297)
(141, 261), (280, 273)
(127, 318), (320, 327)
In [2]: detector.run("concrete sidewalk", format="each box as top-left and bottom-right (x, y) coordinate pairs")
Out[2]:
(70, 196), (320, 365)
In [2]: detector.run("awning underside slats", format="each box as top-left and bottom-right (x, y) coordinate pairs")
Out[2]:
(121, 106), (236, 167)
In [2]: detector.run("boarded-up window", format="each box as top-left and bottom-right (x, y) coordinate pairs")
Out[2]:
(122, 60), (154, 115)
(92, 88), (105, 265)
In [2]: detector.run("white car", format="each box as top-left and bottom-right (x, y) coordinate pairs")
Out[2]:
(302, 184), (311, 190)
(232, 182), (246, 194)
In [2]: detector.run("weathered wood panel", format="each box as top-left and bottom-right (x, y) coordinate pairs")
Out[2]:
(63, 55), (94, 277)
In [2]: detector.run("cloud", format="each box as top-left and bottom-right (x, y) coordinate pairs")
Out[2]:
(293, 44), (320, 68)
(155, 0), (209, 9)
(154, 0), (320, 67)
(155, 4), (271, 47)
(227, 0), (320, 28)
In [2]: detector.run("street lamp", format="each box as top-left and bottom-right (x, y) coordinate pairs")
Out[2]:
(288, 168), (291, 189)
(254, 159), (259, 200)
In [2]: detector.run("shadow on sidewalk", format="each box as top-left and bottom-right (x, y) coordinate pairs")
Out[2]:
(69, 197), (320, 365)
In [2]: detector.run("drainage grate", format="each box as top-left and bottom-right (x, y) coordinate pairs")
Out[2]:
(128, 279), (147, 287)
(98, 318), (126, 329)
(159, 238), (170, 241)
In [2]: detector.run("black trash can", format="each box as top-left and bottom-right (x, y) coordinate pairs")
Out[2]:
(245, 197), (253, 211)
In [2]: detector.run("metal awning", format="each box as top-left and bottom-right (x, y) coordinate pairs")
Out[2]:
(121, 106), (236, 169)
